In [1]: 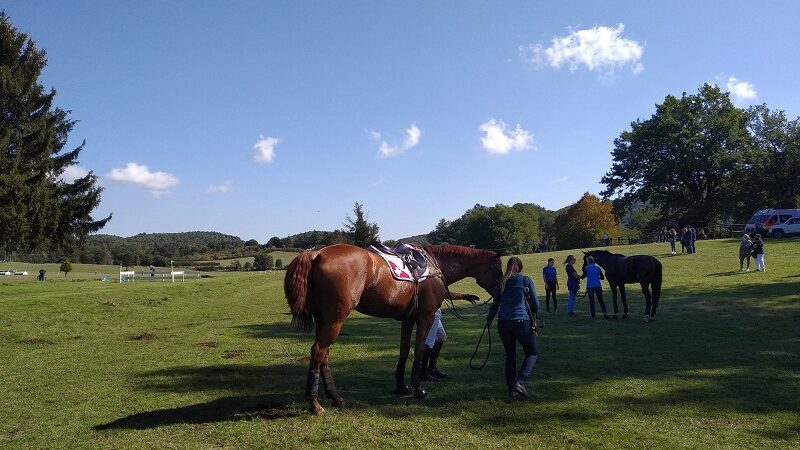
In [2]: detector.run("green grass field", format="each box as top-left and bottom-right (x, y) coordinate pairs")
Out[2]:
(1, 239), (798, 449)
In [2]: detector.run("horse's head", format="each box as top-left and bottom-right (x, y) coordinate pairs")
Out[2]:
(475, 253), (503, 296)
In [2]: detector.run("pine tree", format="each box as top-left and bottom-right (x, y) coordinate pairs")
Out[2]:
(344, 203), (380, 248)
(0, 12), (110, 255)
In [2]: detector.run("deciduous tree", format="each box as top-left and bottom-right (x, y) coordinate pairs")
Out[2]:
(601, 84), (751, 223)
(554, 193), (619, 249)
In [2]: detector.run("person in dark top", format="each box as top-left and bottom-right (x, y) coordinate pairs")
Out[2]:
(582, 256), (610, 319)
(752, 233), (765, 271)
(542, 258), (559, 313)
(669, 228), (677, 255)
(487, 256), (540, 401)
(564, 255), (581, 316)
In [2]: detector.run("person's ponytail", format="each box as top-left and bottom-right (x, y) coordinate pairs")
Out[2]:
(499, 257), (523, 296)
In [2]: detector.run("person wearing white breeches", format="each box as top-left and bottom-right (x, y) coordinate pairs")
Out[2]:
(421, 308), (447, 380)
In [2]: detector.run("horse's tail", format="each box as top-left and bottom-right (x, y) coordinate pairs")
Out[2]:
(284, 250), (319, 332)
(652, 258), (663, 304)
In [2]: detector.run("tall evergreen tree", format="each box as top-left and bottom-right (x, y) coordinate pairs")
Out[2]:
(0, 12), (110, 255)
(344, 202), (380, 248)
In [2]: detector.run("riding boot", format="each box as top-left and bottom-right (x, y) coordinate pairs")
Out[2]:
(427, 341), (448, 379)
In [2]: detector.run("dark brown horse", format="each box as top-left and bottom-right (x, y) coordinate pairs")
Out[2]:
(285, 243), (502, 414)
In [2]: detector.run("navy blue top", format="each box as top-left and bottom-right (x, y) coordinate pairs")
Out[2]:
(565, 263), (580, 290)
(584, 264), (604, 288)
(542, 265), (557, 282)
(488, 274), (540, 321)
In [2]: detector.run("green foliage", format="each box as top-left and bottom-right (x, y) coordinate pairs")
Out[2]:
(427, 203), (551, 254)
(601, 84), (749, 223)
(274, 258), (283, 269)
(554, 193), (619, 249)
(344, 202), (380, 248)
(244, 239), (259, 247)
(230, 259), (242, 271)
(266, 236), (284, 248)
(628, 206), (662, 233)
(253, 253), (273, 271)
(0, 13), (110, 254)
(58, 260), (72, 276)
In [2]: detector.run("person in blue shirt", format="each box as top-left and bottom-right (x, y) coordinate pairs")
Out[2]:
(581, 256), (610, 319)
(487, 256), (540, 400)
(542, 258), (559, 313)
(564, 255), (581, 316)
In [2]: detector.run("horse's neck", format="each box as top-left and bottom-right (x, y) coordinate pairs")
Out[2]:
(435, 256), (475, 285)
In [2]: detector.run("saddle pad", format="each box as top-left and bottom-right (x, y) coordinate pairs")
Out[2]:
(368, 247), (430, 282)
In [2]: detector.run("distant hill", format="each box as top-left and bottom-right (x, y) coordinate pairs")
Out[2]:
(88, 231), (244, 254)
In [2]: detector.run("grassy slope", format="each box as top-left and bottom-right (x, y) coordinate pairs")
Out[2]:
(1, 239), (798, 449)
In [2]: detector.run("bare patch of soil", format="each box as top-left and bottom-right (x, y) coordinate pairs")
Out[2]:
(19, 338), (52, 345)
(132, 332), (155, 341)
(101, 300), (116, 307)
(222, 349), (244, 359)
(237, 403), (295, 420)
(197, 341), (219, 348)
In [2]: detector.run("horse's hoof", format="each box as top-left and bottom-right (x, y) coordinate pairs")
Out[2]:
(393, 384), (411, 395)
(622, 314), (629, 319)
(413, 387), (428, 400)
(311, 404), (325, 415)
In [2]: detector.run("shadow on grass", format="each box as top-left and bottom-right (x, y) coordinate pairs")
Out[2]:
(96, 282), (800, 435)
(94, 395), (298, 430)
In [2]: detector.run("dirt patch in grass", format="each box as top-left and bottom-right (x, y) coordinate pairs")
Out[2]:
(68, 335), (85, 340)
(236, 403), (296, 420)
(18, 338), (52, 345)
(222, 349), (244, 359)
(197, 341), (219, 348)
(132, 332), (155, 341)
(101, 300), (116, 307)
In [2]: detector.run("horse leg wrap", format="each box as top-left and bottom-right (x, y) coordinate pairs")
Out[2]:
(305, 369), (321, 399)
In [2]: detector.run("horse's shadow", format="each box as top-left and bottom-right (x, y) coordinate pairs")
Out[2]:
(94, 394), (298, 430)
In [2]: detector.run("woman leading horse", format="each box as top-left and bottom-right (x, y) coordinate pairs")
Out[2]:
(285, 243), (502, 414)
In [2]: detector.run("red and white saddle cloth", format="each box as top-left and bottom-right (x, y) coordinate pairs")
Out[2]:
(368, 244), (432, 282)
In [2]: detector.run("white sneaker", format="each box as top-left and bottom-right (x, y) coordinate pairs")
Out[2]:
(746, 268), (750, 272)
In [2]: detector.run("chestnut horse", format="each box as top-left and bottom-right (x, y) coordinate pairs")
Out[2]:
(284, 243), (502, 414)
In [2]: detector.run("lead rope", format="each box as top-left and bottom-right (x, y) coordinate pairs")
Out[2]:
(469, 296), (494, 370)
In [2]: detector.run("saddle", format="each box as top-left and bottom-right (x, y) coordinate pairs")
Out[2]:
(368, 241), (430, 282)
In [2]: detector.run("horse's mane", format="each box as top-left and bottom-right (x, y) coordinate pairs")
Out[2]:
(424, 244), (498, 260)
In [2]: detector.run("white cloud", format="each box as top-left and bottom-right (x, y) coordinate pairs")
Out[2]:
(479, 118), (533, 155)
(106, 162), (179, 195)
(251, 136), (280, 164)
(373, 123), (422, 158)
(552, 176), (568, 184)
(522, 24), (644, 76)
(59, 165), (89, 183)
(726, 76), (757, 103)
(207, 181), (233, 194)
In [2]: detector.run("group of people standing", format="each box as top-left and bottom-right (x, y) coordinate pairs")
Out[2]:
(739, 233), (766, 272)
(665, 225), (704, 255)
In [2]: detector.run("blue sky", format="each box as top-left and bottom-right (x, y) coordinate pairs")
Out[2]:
(5, 1), (799, 241)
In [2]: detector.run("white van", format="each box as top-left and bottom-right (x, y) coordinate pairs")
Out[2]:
(744, 209), (800, 234)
